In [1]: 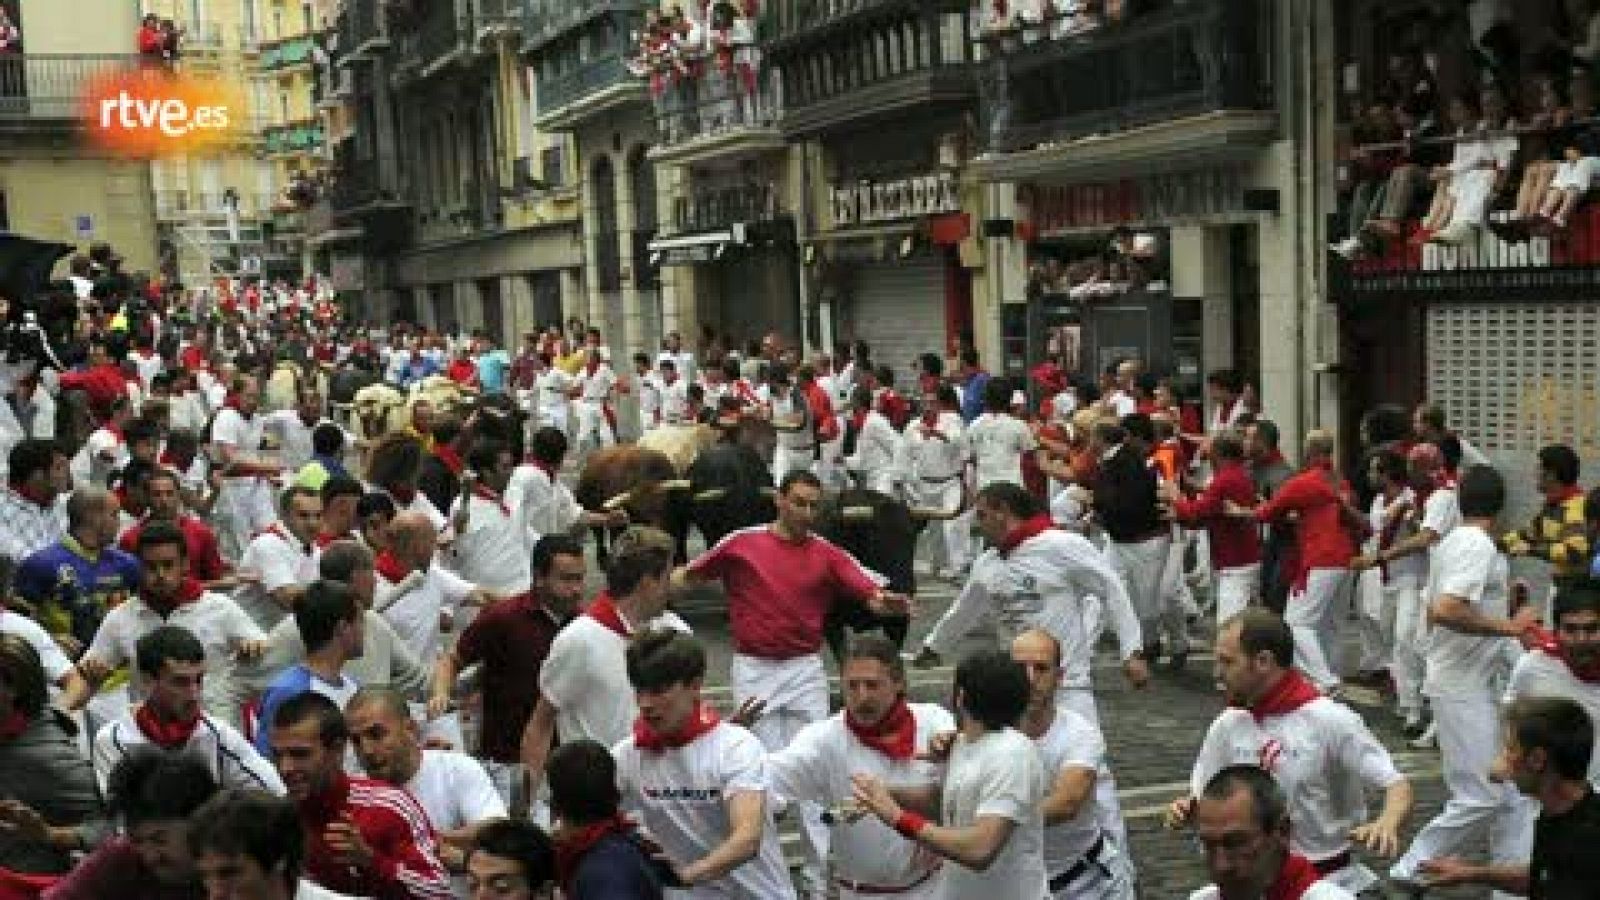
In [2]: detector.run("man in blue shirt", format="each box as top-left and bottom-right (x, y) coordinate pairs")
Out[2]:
(475, 335), (512, 396)
(958, 348), (991, 424)
(254, 579), (364, 757)
(14, 486), (141, 654)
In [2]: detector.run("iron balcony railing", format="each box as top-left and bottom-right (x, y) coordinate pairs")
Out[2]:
(765, 0), (970, 46)
(652, 63), (780, 147)
(976, 0), (1275, 154)
(673, 182), (782, 233)
(536, 52), (633, 116)
(0, 54), (142, 122)
(472, 0), (520, 28)
(400, 1), (470, 70)
(524, 0), (642, 53)
(347, 0), (387, 51)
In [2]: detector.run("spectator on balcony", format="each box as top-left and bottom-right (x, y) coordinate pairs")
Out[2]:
(0, 6), (18, 53)
(706, 1), (740, 131)
(159, 19), (184, 66)
(1361, 52), (1443, 240)
(1536, 69), (1600, 229)
(1332, 99), (1406, 260)
(1507, 72), (1573, 229)
(137, 14), (165, 67)
(1425, 81), (1520, 246)
(732, 0), (762, 122)
(1411, 91), (1485, 242)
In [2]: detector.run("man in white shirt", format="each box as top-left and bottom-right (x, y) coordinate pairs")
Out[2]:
(61, 523), (268, 739)
(346, 686), (507, 874)
(211, 374), (284, 557)
(505, 427), (622, 545)
(658, 330), (695, 383)
(70, 395), (131, 488)
(373, 511), (482, 666)
(843, 385), (900, 495)
(633, 352), (664, 434)
(1389, 466), (1540, 897)
(1504, 582), (1600, 787)
(1166, 609), (1412, 894)
(768, 365), (816, 484)
(571, 347), (619, 454)
(902, 384), (968, 577)
(531, 353), (574, 435)
(767, 635), (953, 898)
(658, 358), (691, 426)
(261, 388), (344, 473)
(853, 650), (1049, 899)
(90, 624), (284, 796)
(1012, 629), (1133, 899)
(957, 379), (1037, 571)
(613, 628), (796, 898)
(1189, 766), (1356, 900)
(1105, 360), (1139, 419)
(446, 439), (531, 596)
(521, 526), (689, 799)
(236, 485), (323, 630)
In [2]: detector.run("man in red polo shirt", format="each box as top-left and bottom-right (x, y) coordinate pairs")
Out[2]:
(119, 467), (230, 588)
(678, 469), (908, 888)
(1170, 429), (1262, 628)
(1232, 429), (1360, 693)
(427, 534), (586, 819)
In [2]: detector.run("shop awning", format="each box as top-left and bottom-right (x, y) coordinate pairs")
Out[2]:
(646, 229), (737, 267)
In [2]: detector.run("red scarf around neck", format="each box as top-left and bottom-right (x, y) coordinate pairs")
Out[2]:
(634, 702), (720, 754)
(585, 592), (631, 639)
(0, 709), (29, 741)
(555, 815), (637, 892)
(998, 514), (1054, 557)
(134, 702), (201, 749)
(8, 481), (52, 509)
(435, 445), (464, 476)
(1546, 484), (1584, 506)
(845, 697), (917, 760)
(1246, 670), (1321, 723)
(849, 409), (869, 435)
(1265, 853), (1323, 900)
(374, 549), (414, 583)
(1531, 627), (1600, 683)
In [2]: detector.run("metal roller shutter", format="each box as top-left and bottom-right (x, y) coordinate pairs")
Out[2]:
(1426, 302), (1600, 525)
(842, 258), (947, 377)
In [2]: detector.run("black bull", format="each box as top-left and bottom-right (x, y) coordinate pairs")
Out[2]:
(818, 488), (922, 661)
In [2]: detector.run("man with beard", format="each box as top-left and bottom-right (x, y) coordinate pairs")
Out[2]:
(432, 534), (585, 817)
(766, 635), (953, 898)
(1188, 766), (1355, 899)
(268, 691), (453, 899)
(1166, 610), (1411, 895)
(1505, 581), (1600, 786)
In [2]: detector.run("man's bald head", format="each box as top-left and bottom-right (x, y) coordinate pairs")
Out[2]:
(388, 511), (436, 568)
(1011, 627), (1062, 669)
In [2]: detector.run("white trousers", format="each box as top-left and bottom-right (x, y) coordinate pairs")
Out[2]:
(1388, 578), (1427, 719)
(1447, 167), (1498, 228)
(1213, 563), (1261, 627)
(1392, 688), (1537, 900)
(1059, 688), (1130, 859)
(908, 478), (966, 575)
(1355, 568), (1393, 673)
(1285, 568), (1353, 690)
(572, 400), (615, 454)
(1110, 534), (1186, 655)
(1050, 836), (1136, 900)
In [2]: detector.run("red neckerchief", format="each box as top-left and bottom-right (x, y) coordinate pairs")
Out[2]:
(1530, 627), (1600, 683)
(998, 514), (1053, 558)
(473, 484), (509, 516)
(435, 445), (464, 476)
(301, 772), (352, 827)
(1546, 484), (1584, 506)
(104, 423), (125, 442)
(555, 815), (638, 892)
(0, 710), (28, 741)
(1256, 449), (1287, 469)
(634, 702), (720, 754)
(1246, 670), (1321, 723)
(143, 576), (206, 619)
(585, 591), (631, 639)
(313, 530), (351, 549)
(1265, 853), (1323, 900)
(845, 697), (917, 760)
(849, 409), (869, 434)
(921, 407), (940, 429)
(585, 358), (600, 376)
(374, 550), (413, 584)
(133, 702), (201, 749)
(224, 394), (250, 418)
(388, 484), (417, 505)
(8, 481), (52, 509)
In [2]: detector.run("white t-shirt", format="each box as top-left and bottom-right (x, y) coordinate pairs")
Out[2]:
(1033, 707), (1107, 872)
(540, 611), (692, 750)
(211, 408), (268, 480)
(1189, 697), (1402, 864)
(70, 427), (125, 488)
(375, 563), (475, 665)
(577, 364), (617, 403)
(613, 721), (798, 900)
(404, 748), (508, 831)
(446, 491), (532, 594)
(506, 463), (582, 544)
(1424, 525), (1516, 698)
(534, 369), (573, 426)
(660, 377), (691, 425)
(236, 528), (320, 631)
(767, 704), (954, 887)
(1505, 648), (1600, 786)
(936, 727), (1049, 899)
(0, 609), (72, 683)
(902, 413), (967, 482)
(965, 413), (1036, 489)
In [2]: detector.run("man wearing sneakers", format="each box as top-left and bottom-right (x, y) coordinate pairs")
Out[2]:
(1166, 609), (1412, 895)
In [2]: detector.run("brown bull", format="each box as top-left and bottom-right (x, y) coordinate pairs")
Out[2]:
(575, 445), (692, 560)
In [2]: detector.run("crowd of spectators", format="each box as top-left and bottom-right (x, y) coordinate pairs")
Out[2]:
(629, 0), (766, 142)
(1334, 2), (1600, 259)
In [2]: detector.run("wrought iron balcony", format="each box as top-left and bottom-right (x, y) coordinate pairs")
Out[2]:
(523, 0), (642, 54)
(533, 51), (644, 128)
(766, 0), (977, 137)
(396, 0), (471, 73)
(472, 0), (520, 35)
(977, 0), (1275, 155)
(327, 168), (406, 218)
(341, 0), (389, 58)
(0, 54), (142, 125)
(651, 65), (782, 162)
(672, 182), (783, 234)
(261, 34), (317, 71)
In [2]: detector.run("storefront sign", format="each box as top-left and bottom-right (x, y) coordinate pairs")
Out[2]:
(830, 172), (960, 228)
(1342, 208), (1600, 297)
(1021, 169), (1245, 232)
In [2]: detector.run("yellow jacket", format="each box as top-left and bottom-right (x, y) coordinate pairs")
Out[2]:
(1504, 490), (1590, 578)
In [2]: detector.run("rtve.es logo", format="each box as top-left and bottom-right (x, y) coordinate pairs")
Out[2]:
(80, 69), (245, 157)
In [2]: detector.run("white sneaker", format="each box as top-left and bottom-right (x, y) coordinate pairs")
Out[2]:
(1432, 221), (1479, 245)
(1331, 237), (1362, 259)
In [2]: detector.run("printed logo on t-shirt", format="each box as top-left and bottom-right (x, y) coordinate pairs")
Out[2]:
(644, 787), (724, 803)
(1259, 738), (1285, 772)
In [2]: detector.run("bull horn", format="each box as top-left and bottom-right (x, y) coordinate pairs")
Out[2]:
(841, 505), (876, 522)
(693, 487), (729, 503)
(602, 491), (634, 511)
(909, 506), (960, 522)
(760, 487), (777, 498)
(659, 479), (693, 491)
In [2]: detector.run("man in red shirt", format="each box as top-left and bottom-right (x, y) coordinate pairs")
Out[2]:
(678, 469), (907, 889)
(1170, 429), (1262, 628)
(119, 468), (230, 588)
(268, 691), (453, 900)
(1235, 429), (1360, 693)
